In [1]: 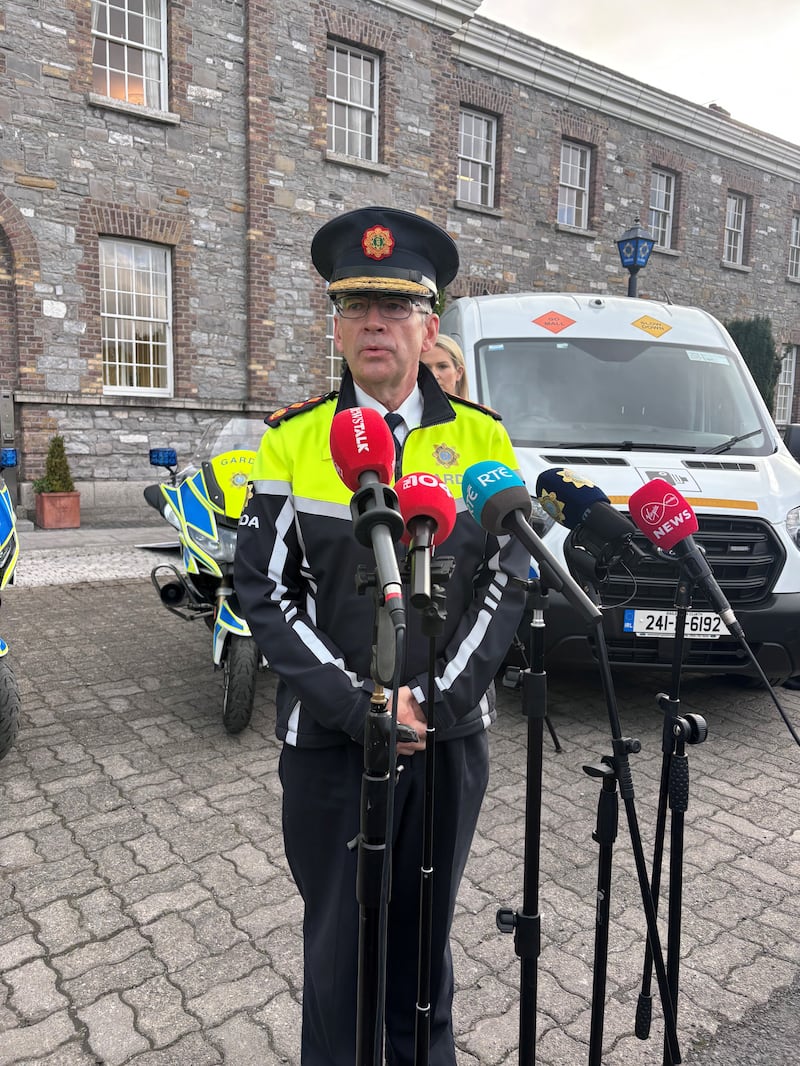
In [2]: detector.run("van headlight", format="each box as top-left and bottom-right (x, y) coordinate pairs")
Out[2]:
(787, 506), (800, 548)
(528, 496), (555, 537)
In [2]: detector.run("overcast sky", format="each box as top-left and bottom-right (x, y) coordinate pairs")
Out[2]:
(476, 0), (800, 146)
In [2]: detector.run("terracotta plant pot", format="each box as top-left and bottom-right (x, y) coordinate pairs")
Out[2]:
(34, 491), (81, 530)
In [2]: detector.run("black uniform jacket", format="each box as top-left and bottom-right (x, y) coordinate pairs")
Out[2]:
(234, 366), (529, 748)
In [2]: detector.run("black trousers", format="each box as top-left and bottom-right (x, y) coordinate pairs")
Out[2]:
(279, 730), (490, 1066)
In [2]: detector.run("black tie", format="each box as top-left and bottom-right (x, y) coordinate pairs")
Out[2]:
(385, 412), (404, 475)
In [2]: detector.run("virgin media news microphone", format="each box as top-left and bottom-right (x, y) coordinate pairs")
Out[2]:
(394, 472), (457, 608)
(462, 460), (602, 624)
(628, 477), (745, 641)
(329, 407), (406, 627)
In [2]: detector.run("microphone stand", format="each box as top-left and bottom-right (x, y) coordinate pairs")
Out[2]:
(352, 568), (416, 1066)
(401, 554), (455, 1066)
(562, 531), (681, 1065)
(496, 573), (562, 1066)
(635, 567), (707, 1066)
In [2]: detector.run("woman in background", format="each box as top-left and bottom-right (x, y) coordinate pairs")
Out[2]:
(421, 334), (469, 399)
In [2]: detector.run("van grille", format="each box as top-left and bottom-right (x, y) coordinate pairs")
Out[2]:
(600, 514), (785, 608)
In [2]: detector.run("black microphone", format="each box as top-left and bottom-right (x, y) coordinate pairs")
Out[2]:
(461, 461), (602, 625)
(629, 478), (745, 641)
(329, 407), (406, 629)
(536, 467), (643, 556)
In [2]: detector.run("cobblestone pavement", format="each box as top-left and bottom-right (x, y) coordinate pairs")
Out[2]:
(1, 533), (800, 1064)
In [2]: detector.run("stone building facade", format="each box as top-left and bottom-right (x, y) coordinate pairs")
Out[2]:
(1, 0), (799, 518)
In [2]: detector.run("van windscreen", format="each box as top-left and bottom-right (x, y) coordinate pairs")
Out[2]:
(475, 338), (773, 454)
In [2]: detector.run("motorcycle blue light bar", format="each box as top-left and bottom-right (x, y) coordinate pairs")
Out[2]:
(0, 449), (17, 470)
(150, 448), (178, 468)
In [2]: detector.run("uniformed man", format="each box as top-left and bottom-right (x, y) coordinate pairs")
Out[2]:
(234, 206), (528, 1066)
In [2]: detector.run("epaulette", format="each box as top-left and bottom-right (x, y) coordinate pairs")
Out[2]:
(266, 391), (338, 427)
(449, 394), (503, 421)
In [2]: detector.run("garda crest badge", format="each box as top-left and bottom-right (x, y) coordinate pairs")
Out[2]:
(433, 443), (459, 468)
(362, 225), (395, 261)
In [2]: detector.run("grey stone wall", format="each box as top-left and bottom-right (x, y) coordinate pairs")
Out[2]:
(1, 0), (799, 520)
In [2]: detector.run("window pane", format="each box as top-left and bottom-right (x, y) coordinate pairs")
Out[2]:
(558, 142), (589, 228)
(100, 238), (172, 394)
(91, 0), (166, 108)
(326, 43), (379, 161)
(457, 108), (496, 207)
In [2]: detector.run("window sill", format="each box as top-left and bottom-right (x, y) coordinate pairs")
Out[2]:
(555, 223), (598, 239)
(653, 245), (681, 258)
(786, 274), (800, 285)
(720, 260), (752, 273)
(88, 93), (180, 125)
(453, 199), (503, 218)
(324, 151), (390, 176)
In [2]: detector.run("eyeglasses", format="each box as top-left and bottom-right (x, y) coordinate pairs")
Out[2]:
(333, 295), (431, 320)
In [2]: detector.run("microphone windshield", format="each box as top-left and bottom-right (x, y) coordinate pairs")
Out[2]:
(628, 478), (699, 550)
(536, 467), (609, 529)
(329, 407), (395, 491)
(395, 472), (457, 546)
(462, 461), (531, 535)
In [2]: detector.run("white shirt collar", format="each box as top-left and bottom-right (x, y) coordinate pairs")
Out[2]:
(352, 383), (423, 441)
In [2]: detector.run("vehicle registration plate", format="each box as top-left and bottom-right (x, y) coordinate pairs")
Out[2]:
(623, 609), (730, 639)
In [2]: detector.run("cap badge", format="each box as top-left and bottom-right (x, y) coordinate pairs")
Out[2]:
(362, 225), (395, 261)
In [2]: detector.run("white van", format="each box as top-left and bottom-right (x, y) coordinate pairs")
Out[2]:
(440, 292), (800, 683)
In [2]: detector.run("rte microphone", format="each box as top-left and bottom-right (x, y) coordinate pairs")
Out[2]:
(462, 461), (602, 625)
(329, 407), (406, 628)
(394, 472), (457, 608)
(628, 478), (745, 641)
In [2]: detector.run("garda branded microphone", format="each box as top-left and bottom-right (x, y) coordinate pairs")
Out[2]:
(536, 466), (645, 574)
(462, 460), (602, 624)
(536, 466), (639, 546)
(628, 477), (745, 640)
(329, 407), (406, 628)
(394, 472), (457, 608)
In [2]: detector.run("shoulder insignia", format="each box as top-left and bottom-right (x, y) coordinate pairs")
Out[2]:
(267, 391), (338, 427)
(449, 394), (503, 421)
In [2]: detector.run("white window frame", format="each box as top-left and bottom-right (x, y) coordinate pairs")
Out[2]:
(649, 168), (675, 248)
(789, 214), (800, 279)
(774, 346), (796, 426)
(327, 43), (379, 162)
(458, 108), (497, 207)
(100, 238), (173, 397)
(724, 193), (747, 265)
(326, 305), (343, 390)
(558, 141), (590, 229)
(91, 0), (168, 110)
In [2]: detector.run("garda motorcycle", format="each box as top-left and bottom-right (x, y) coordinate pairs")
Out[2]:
(0, 448), (20, 762)
(145, 416), (267, 734)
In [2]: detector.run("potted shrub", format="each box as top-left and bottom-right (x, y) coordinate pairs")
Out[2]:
(33, 434), (80, 529)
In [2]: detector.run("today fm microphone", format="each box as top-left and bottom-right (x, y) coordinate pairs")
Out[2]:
(329, 407), (406, 628)
(628, 477), (745, 641)
(394, 472), (457, 608)
(462, 460), (602, 625)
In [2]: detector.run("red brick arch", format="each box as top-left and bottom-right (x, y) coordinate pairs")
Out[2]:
(0, 192), (44, 390)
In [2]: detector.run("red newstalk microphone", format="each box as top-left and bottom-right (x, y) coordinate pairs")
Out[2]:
(628, 478), (744, 639)
(394, 473), (457, 608)
(329, 405), (395, 490)
(329, 407), (405, 627)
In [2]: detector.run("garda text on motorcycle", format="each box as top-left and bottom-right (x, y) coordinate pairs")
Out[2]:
(145, 416), (268, 734)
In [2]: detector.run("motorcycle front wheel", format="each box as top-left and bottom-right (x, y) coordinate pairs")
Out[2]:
(222, 635), (260, 735)
(0, 656), (21, 762)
